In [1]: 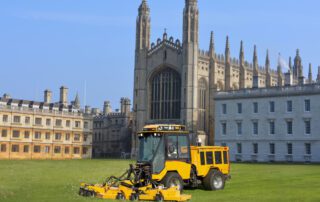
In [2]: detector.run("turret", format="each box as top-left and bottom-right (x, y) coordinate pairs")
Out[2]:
(265, 50), (272, 87)
(103, 101), (112, 115)
(285, 69), (293, 86)
(239, 41), (246, 89)
(183, 0), (199, 44)
(133, 0), (151, 154)
(293, 49), (302, 79)
(121, 98), (131, 115)
(136, 0), (150, 51)
(182, 0), (199, 136)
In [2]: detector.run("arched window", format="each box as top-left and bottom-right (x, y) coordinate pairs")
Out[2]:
(198, 78), (208, 131)
(151, 68), (181, 120)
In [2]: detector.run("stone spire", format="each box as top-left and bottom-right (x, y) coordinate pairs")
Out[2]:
(225, 36), (230, 64)
(265, 50), (271, 87)
(265, 49), (270, 71)
(74, 93), (80, 108)
(239, 40), (246, 89)
(239, 40), (244, 64)
(308, 63), (313, 84)
(252, 45), (259, 88)
(253, 45), (259, 76)
(209, 31), (215, 58)
(224, 36), (232, 90)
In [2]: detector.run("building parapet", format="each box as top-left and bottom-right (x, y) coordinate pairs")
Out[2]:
(148, 37), (182, 56)
(214, 83), (320, 100)
(0, 103), (85, 117)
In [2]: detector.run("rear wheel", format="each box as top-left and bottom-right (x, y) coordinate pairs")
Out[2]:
(155, 194), (164, 202)
(161, 172), (183, 191)
(203, 170), (225, 190)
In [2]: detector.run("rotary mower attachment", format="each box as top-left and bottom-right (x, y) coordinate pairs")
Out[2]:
(79, 164), (191, 201)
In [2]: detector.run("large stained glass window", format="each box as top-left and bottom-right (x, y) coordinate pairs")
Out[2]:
(151, 68), (181, 120)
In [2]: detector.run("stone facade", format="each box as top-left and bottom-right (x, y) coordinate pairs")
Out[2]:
(132, 0), (317, 155)
(0, 87), (94, 160)
(92, 98), (133, 158)
(214, 84), (320, 163)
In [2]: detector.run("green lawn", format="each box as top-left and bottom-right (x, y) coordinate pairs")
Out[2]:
(0, 160), (319, 202)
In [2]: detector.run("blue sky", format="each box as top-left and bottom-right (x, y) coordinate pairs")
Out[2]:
(0, 0), (319, 109)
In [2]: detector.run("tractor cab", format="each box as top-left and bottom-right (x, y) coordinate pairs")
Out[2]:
(137, 125), (190, 174)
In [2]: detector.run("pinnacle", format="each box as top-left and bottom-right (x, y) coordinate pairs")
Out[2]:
(225, 36), (230, 50)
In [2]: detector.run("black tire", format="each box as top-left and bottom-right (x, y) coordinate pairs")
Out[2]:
(84, 190), (89, 197)
(161, 172), (184, 191)
(155, 194), (164, 202)
(78, 188), (83, 196)
(116, 192), (125, 200)
(203, 170), (225, 190)
(129, 194), (138, 201)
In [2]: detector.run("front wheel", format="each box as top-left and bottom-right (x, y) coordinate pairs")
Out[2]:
(161, 172), (184, 191)
(203, 170), (225, 190)
(116, 192), (125, 200)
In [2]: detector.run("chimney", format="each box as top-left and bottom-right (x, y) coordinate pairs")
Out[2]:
(60, 86), (68, 105)
(91, 108), (100, 115)
(124, 98), (131, 115)
(120, 98), (125, 114)
(44, 89), (52, 103)
(103, 101), (112, 114)
(85, 105), (91, 114)
(3, 93), (11, 99)
(284, 71), (293, 86)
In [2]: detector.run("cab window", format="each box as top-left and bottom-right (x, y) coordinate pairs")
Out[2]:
(166, 135), (190, 160)
(200, 152), (205, 165)
(178, 135), (189, 159)
(214, 151), (222, 164)
(223, 151), (229, 164)
(206, 151), (213, 164)
(167, 135), (178, 159)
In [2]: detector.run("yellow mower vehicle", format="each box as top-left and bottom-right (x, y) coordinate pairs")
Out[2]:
(79, 124), (231, 201)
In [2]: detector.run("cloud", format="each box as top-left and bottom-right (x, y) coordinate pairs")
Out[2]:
(14, 10), (133, 27)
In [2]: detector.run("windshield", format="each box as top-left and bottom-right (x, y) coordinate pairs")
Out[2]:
(138, 134), (162, 162)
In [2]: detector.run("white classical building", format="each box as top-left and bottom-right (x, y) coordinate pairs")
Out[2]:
(214, 83), (320, 163)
